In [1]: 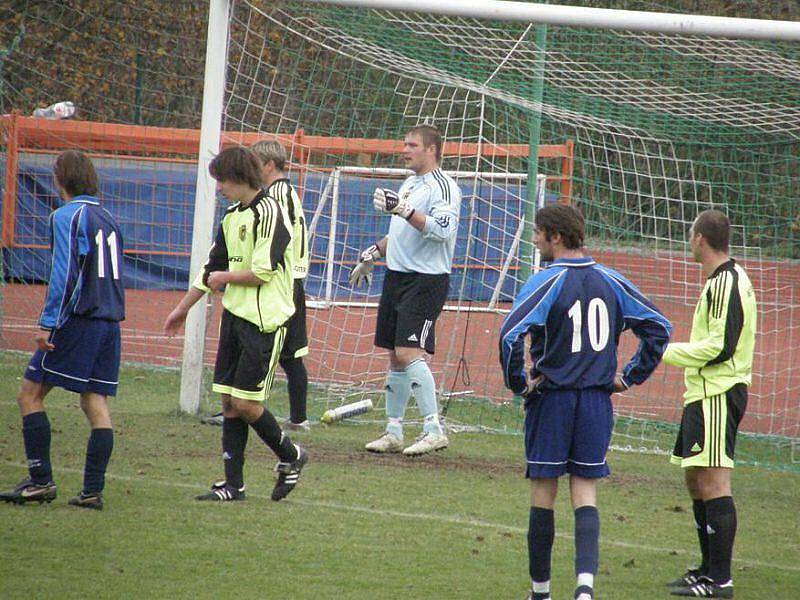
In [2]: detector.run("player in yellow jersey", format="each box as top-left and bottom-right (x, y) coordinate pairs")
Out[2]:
(665, 210), (757, 599)
(164, 146), (308, 502)
(251, 140), (311, 432)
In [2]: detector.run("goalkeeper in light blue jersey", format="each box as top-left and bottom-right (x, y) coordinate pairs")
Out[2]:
(349, 124), (461, 456)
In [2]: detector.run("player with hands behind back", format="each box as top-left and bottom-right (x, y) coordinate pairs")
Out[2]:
(499, 204), (672, 600)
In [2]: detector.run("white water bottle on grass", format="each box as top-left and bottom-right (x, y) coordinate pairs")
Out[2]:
(321, 399), (374, 424)
(33, 101), (75, 120)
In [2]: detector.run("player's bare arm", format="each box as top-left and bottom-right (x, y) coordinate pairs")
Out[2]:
(164, 287), (205, 336)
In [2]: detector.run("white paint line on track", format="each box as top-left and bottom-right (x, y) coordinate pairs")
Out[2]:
(3, 461), (799, 574)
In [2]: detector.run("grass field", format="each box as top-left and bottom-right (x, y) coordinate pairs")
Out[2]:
(0, 351), (798, 599)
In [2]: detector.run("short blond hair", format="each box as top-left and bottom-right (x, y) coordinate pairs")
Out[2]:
(408, 124), (443, 161)
(250, 140), (288, 171)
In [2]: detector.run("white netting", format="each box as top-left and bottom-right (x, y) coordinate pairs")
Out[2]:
(218, 1), (799, 466)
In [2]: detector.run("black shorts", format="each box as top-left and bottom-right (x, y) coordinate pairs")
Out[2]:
(670, 383), (748, 469)
(281, 279), (309, 360)
(213, 309), (286, 402)
(374, 270), (449, 354)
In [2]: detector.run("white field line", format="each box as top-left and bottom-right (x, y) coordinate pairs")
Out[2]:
(2, 461), (798, 574)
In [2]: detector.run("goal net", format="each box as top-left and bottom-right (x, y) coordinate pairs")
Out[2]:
(1, 1), (798, 469)
(218, 1), (799, 467)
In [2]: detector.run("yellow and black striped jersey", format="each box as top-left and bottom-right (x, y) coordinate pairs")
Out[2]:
(193, 190), (295, 333)
(266, 178), (308, 280)
(663, 259), (757, 404)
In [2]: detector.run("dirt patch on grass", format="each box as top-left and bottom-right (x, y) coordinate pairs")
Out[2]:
(297, 441), (525, 476)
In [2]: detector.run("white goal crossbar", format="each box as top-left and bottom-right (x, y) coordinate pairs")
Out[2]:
(311, 0), (800, 41)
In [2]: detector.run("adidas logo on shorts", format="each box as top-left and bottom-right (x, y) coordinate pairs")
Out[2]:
(407, 333), (418, 342)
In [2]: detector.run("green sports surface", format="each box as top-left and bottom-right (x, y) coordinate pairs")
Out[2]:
(0, 352), (798, 599)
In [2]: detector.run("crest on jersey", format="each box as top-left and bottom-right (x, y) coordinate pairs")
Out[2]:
(239, 224), (247, 241)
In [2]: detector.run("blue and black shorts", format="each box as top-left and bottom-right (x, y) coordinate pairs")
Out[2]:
(523, 388), (614, 479)
(25, 315), (121, 397)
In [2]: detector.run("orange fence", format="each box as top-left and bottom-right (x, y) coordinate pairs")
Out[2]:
(1, 113), (573, 248)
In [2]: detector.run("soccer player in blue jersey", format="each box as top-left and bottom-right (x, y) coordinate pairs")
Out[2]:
(349, 124), (461, 456)
(499, 204), (672, 600)
(0, 150), (125, 510)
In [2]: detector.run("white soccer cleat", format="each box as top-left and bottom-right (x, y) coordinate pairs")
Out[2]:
(402, 432), (449, 456)
(282, 419), (311, 432)
(365, 432), (404, 453)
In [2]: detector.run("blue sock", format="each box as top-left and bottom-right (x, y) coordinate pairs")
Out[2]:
(385, 369), (410, 438)
(83, 428), (114, 494)
(574, 505), (600, 577)
(529, 507), (555, 586)
(22, 412), (52, 484)
(406, 359), (441, 434)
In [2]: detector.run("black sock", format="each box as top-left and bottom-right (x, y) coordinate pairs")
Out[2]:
(22, 412), (52, 484)
(249, 409), (297, 462)
(529, 507), (555, 586)
(574, 505), (600, 577)
(705, 496), (737, 584)
(692, 498), (710, 574)
(83, 428), (113, 494)
(280, 357), (308, 423)
(222, 417), (248, 489)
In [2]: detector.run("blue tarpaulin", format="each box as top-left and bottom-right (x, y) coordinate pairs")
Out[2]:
(1, 154), (544, 301)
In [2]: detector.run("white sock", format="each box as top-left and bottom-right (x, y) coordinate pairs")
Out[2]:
(577, 573), (594, 589)
(406, 359), (441, 434)
(532, 580), (550, 593)
(385, 370), (409, 438)
(387, 417), (403, 439)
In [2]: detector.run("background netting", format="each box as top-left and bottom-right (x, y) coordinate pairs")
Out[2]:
(1, 0), (798, 469)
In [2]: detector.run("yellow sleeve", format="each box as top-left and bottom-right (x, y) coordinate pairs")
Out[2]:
(662, 272), (732, 368)
(251, 198), (291, 283)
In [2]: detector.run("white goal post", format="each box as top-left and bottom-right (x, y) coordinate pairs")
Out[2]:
(179, 0), (230, 414)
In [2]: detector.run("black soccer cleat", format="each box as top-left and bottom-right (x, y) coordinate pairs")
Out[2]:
(196, 480), (246, 502)
(0, 478), (57, 505)
(574, 584), (594, 599)
(271, 446), (308, 501)
(667, 567), (705, 588)
(68, 491), (104, 511)
(670, 576), (734, 598)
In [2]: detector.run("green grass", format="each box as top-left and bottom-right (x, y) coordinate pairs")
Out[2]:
(0, 352), (798, 599)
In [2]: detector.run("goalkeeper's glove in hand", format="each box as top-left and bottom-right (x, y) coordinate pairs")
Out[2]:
(373, 188), (415, 220)
(348, 244), (381, 287)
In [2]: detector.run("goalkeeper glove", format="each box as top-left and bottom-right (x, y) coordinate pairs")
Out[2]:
(373, 188), (415, 220)
(348, 244), (382, 287)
